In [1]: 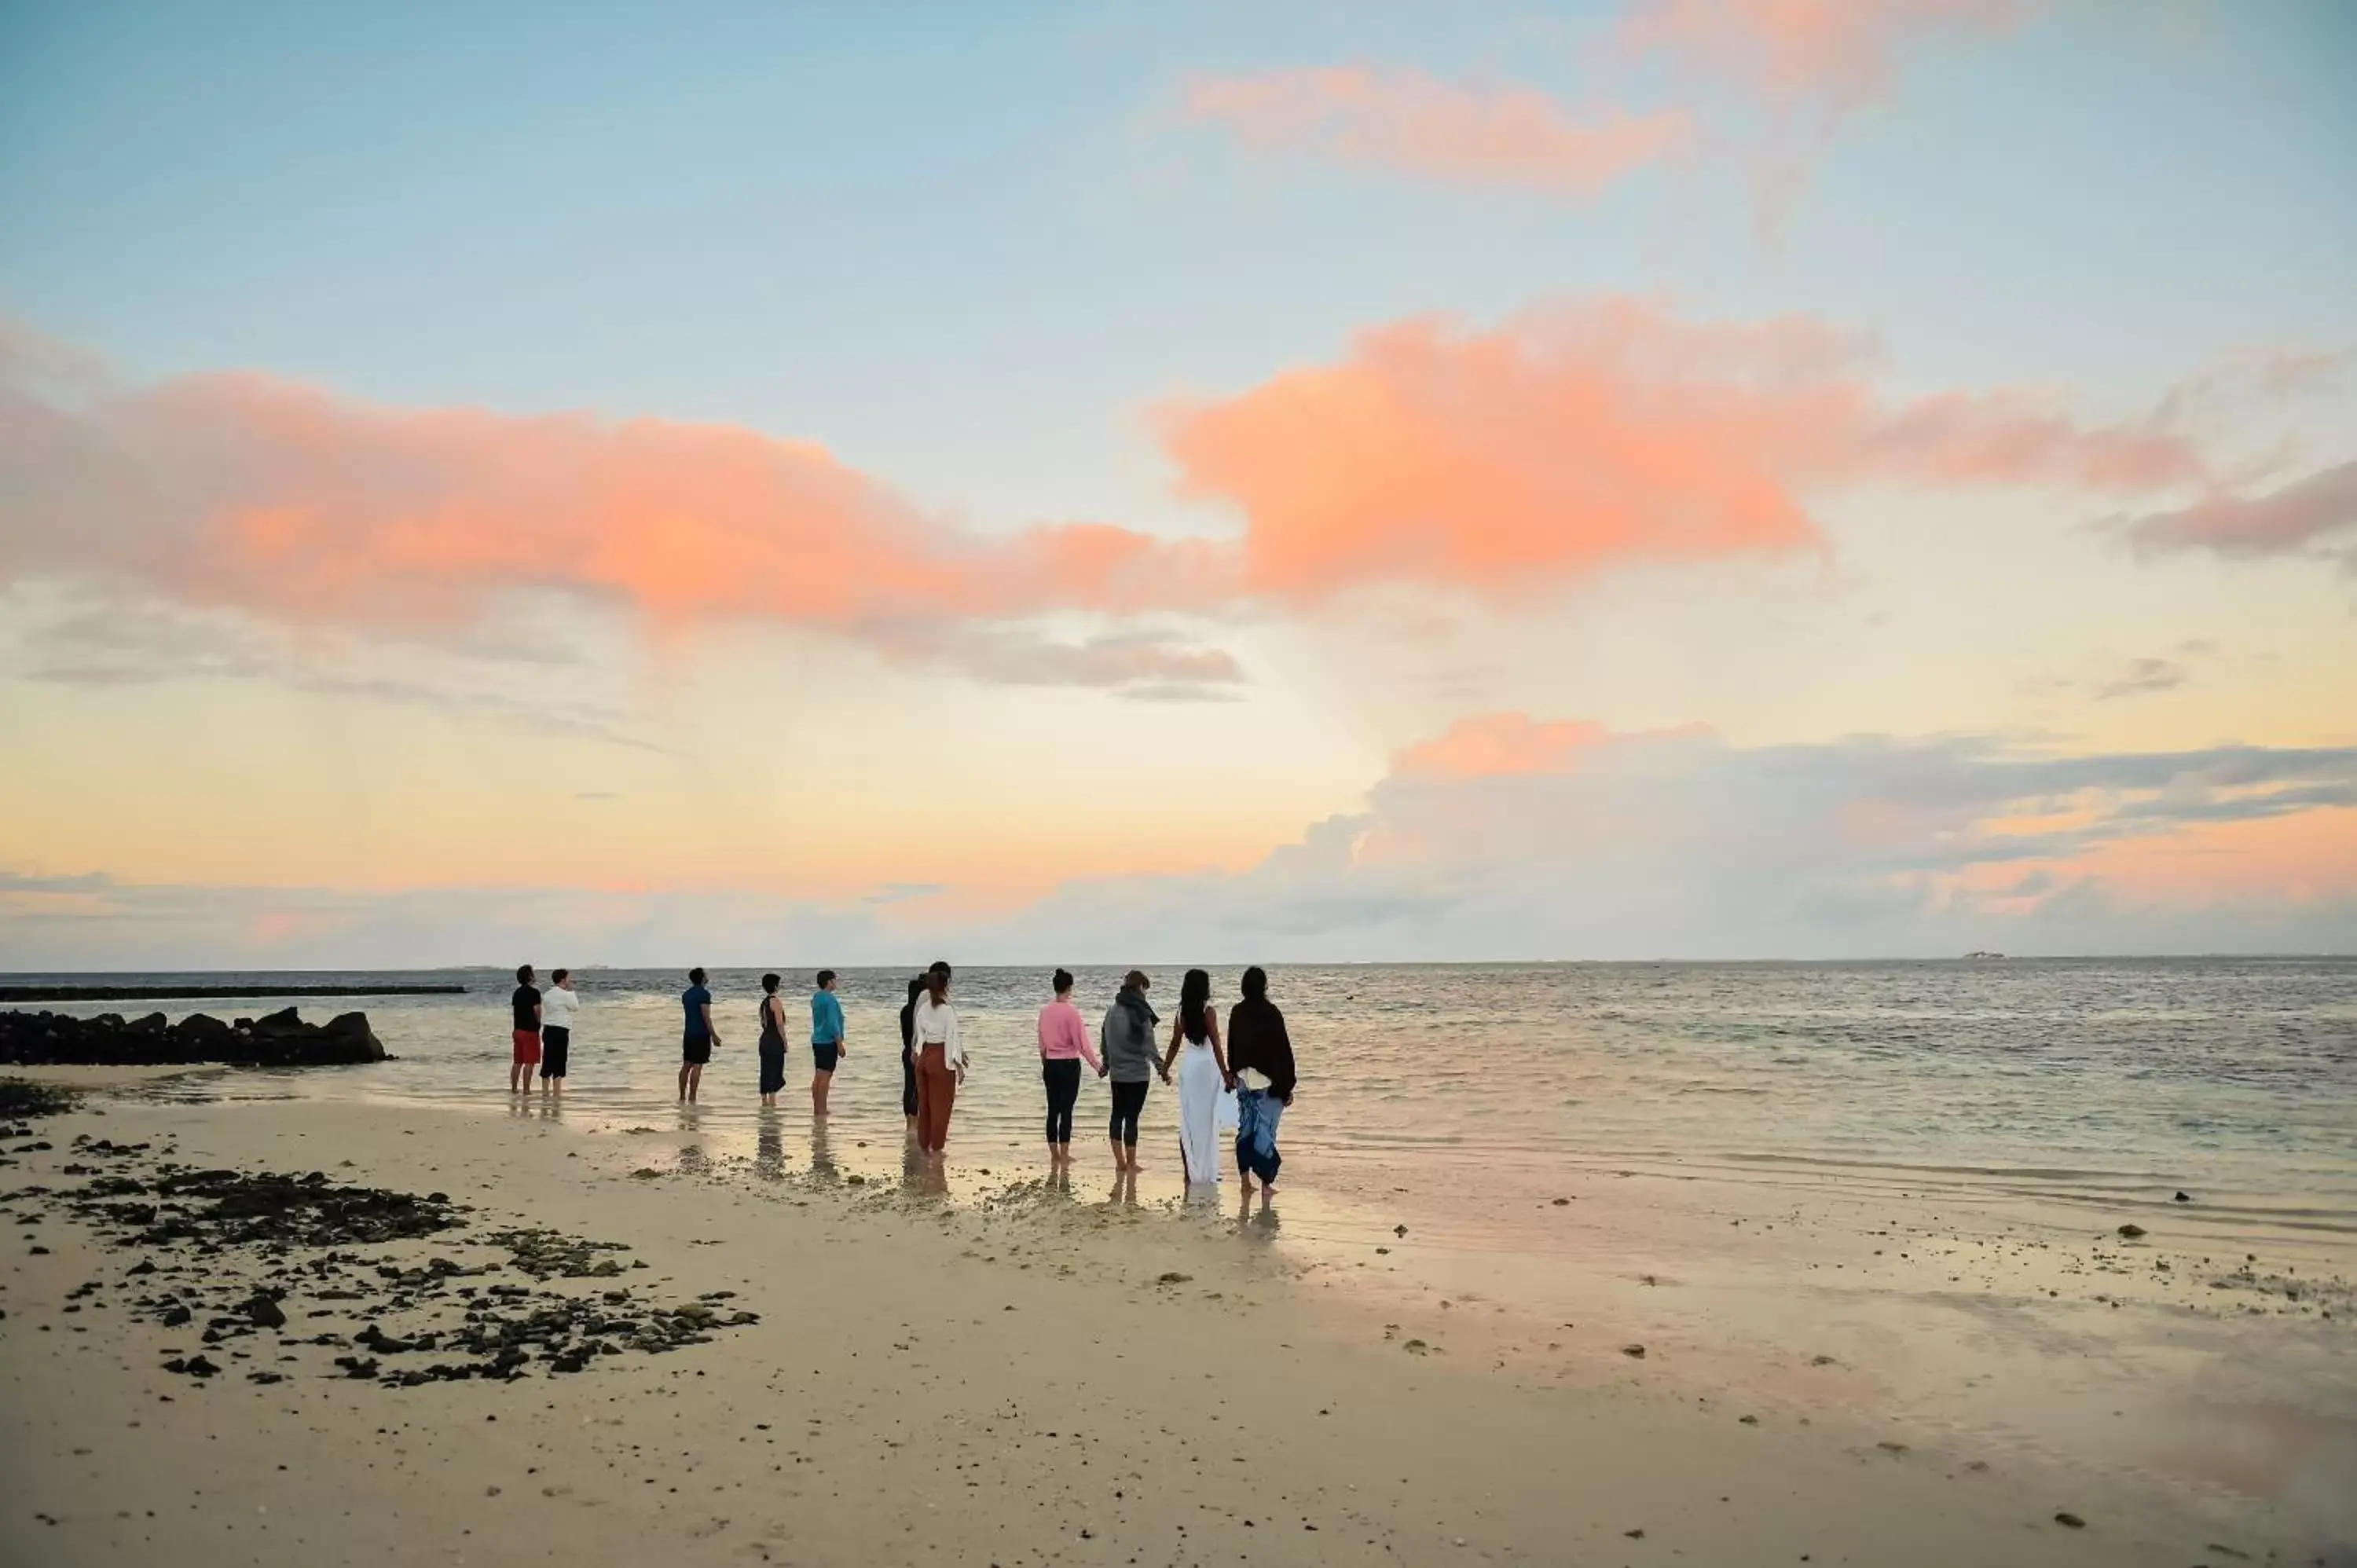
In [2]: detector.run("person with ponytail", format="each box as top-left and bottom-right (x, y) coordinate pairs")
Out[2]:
(909, 961), (966, 1156)
(1036, 968), (1102, 1168)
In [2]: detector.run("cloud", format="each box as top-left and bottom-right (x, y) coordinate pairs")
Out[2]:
(0, 340), (1218, 694)
(970, 720), (2357, 960)
(1175, 2), (2025, 222)
(1392, 712), (1612, 777)
(11, 723), (2357, 964)
(1156, 298), (2206, 600)
(2095, 656), (2187, 701)
(1181, 65), (1687, 196)
(1615, 0), (2025, 112)
(2125, 461), (2357, 568)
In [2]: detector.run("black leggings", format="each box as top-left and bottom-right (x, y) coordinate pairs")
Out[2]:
(1109, 1079), (1148, 1145)
(1042, 1058), (1081, 1144)
(900, 1045), (918, 1117)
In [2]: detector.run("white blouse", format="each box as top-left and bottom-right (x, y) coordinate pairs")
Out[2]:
(910, 995), (965, 1070)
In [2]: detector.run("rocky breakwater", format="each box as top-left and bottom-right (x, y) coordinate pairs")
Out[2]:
(0, 1006), (387, 1068)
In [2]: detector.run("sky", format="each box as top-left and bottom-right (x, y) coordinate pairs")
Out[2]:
(2, 0), (2354, 967)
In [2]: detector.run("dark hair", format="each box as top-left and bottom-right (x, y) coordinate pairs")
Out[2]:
(905, 974), (926, 1002)
(515, 964), (533, 984)
(1241, 965), (1268, 1001)
(688, 966), (707, 986)
(928, 959), (950, 978)
(1052, 967), (1074, 995)
(552, 968), (569, 984)
(816, 969), (836, 989)
(925, 964), (951, 1006)
(1122, 969), (1150, 992)
(1179, 968), (1211, 1042)
(761, 973), (780, 995)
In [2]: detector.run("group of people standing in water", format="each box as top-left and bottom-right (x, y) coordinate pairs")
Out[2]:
(504, 962), (1298, 1194)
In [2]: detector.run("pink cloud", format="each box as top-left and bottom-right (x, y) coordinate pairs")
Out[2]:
(1616, 0), (2025, 110)
(1182, 64), (1688, 196)
(1157, 297), (2207, 602)
(1392, 713), (1616, 779)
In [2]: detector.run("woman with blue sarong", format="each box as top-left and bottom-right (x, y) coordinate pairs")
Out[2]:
(1223, 965), (1295, 1196)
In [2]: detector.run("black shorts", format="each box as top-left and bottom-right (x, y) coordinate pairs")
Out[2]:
(682, 1036), (712, 1066)
(812, 1042), (840, 1073)
(540, 1027), (570, 1079)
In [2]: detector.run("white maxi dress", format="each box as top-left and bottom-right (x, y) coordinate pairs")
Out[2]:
(1176, 1030), (1237, 1189)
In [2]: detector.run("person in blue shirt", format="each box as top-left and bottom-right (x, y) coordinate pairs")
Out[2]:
(809, 969), (846, 1117)
(679, 966), (720, 1105)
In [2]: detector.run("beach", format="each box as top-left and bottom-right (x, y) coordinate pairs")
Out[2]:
(2, 1064), (2348, 1567)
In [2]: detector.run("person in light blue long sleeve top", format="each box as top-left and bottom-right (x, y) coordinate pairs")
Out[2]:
(809, 970), (846, 1118)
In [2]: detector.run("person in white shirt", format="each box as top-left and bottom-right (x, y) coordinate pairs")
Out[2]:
(540, 968), (581, 1096)
(909, 961), (966, 1158)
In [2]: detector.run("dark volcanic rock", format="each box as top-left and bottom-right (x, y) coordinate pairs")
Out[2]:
(0, 1008), (386, 1068)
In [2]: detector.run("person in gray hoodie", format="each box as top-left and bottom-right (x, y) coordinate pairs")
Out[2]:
(1100, 969), (1164, 1171)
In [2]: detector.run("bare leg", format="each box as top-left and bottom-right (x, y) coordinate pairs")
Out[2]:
(678, 1064), (691, 1102)
(812, 1069), (831, 1117)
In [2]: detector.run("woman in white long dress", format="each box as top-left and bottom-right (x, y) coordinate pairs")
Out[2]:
(1160, 968), (1235, 1191)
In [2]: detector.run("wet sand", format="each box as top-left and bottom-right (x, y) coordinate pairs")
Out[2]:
(1, 1089), (2297, 1568)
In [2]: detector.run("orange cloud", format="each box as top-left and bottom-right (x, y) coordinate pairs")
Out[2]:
(1182, 65), (1687, 195)
(1392, 713), (1615, 779)
(1158, 298), (2205, 600)
(0, 360), (1241, 692)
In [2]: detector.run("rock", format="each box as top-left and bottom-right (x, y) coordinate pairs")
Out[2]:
(2174, 1191), (2192, 1203)
(2053, 1512), (2085, 1529)
(244, 1292), (288, 1329)
(1393, 1225), (1409, 1237)
(1809, 1354), (1838, 1366)
(1156, 1272), (1192, 1286)
(159, 1304), (192, 1327)
(1551, 1197), (1570, 1206)
(2117, 1224), (2146, 1240)
(1621, 1344), (1646, 1358)
(0, 1008), (384, 1068)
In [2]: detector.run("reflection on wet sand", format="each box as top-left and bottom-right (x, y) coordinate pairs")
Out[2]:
(755, 1112), (785, 1181)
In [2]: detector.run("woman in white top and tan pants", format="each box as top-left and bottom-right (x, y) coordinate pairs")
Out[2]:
(910, 962), (966, 1157)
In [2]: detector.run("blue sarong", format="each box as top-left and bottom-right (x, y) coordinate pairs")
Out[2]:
(1234, 1087), (1284, 1185)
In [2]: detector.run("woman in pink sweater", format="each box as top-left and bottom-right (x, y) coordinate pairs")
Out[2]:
(1037, 968), (1103, 1170)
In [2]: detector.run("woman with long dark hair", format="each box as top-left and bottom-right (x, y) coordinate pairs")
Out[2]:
(1037, 968), (1102, 1169)
(910, 962), (965, 1157)
(1159, 968), (1233, 1190)
(897, 974), (924, 1140)
(1226, 965), (1296, 1196)
(757, 972), (790, 1107)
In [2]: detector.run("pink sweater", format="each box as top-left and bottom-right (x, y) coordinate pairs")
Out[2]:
(1036, 998), (1103, 1072)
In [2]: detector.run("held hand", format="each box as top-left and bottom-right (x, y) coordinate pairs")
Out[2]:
(1222, 1072), (1236, 1092)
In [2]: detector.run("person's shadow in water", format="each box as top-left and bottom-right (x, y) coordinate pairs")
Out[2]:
(808, 1119), (840, 1185)
(901, 1143), (945, 1198)
(754, 1111), (785, 1181)
(1104, 1169), (1140, 1210)
(1236, 1183), (1281, 1235)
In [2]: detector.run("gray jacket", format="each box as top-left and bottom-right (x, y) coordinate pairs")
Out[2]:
(1099, 990), (1160, 1083)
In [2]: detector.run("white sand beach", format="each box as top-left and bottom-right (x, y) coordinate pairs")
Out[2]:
(2, 1086), (2304, 1568)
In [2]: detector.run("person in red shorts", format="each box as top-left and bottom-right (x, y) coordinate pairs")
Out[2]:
(509, 963), (542, 1094)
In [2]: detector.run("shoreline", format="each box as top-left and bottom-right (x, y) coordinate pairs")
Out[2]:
(2, 1085), (2329, 1566)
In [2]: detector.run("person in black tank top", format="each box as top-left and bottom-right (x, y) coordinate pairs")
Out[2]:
(757, 973), (788, 1105)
